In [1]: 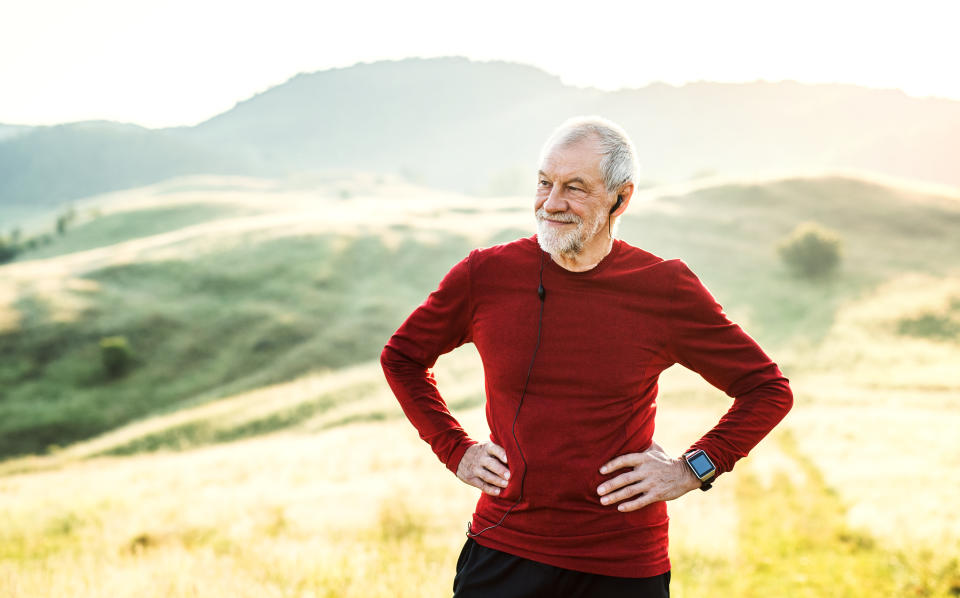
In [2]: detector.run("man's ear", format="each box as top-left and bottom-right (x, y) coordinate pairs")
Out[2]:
(611, 182), (634, 217)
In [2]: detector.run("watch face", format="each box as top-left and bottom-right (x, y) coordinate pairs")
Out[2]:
(688, 452), (715, 478)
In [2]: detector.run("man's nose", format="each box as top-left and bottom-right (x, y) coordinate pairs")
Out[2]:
(542, 186), (567, 212)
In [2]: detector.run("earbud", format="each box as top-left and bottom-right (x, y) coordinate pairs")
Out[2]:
(609, 195), (623, 215)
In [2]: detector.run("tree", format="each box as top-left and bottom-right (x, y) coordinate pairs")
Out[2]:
(777, 222), (842, 279)
(100, 336), (134, 378)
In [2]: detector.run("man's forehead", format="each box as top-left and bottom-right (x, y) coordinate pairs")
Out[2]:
(539, 136), (603, 185)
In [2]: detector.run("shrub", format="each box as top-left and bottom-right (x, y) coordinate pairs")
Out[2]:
(100, 336), (134, 378)
(0, 235), (18, 263)
(777, 222), (842, 279)
(897, 312), (960, 340)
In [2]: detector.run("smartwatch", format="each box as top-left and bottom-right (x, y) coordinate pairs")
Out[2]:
(683, 449), (717, 491)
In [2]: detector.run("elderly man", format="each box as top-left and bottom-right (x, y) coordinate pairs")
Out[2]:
(380, 116), (793, 597)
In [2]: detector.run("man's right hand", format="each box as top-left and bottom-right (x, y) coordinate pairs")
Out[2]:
(456, 442), (511, 496)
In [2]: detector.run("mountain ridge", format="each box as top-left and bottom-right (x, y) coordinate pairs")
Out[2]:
(2, 56), (959, 222)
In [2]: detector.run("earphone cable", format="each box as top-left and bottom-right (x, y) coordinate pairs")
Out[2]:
(467, 249), (545, 537)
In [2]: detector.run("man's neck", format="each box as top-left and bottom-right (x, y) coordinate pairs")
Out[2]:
(551, 237), (615, 272)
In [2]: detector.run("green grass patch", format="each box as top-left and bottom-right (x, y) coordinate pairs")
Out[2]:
(0, 231), (475, 458)
(896, 297), (960, 341)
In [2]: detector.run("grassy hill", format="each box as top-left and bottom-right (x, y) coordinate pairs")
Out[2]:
(2, 172), (958, 459)
(2, 171), (959, 595)
(623, 174), (960, 346)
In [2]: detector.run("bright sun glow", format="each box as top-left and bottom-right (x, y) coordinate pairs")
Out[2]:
(1, 0), (958, 127)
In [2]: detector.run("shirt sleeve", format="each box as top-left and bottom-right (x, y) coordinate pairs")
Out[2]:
(380, 250), (478, 473)
(664, 260), (793, 475)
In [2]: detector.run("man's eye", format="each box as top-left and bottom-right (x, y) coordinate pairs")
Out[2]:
(538, 180), (550, 187)
(569, 186), (583, 193)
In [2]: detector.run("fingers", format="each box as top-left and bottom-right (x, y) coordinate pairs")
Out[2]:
(598, 471), (650, 504)
(618, 490), (661, 512)
(597, 454), (648, 508)
(597, 445), (691, 511)
(480, 443), (510, 483)
(483, 455), (511, 481)
(475, 480), (503, 496)
(597, 470), (641, 496)
(599, 452), (644, 474)
(462, 464), (506, 495)
(476, 467), (509, 489)
(485, 443), (508, 466)
(470, 469), (507, 496)
(456, 442), (512, 496)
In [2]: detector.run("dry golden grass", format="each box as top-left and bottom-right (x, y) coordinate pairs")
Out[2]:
(0, 282), (20, 334)
(0, 348), (746, 597)
(768, 272), (960, 547)
(1, 341), (957, 596)
(802, 272), (960, 390)
(787, 396), (960, 547)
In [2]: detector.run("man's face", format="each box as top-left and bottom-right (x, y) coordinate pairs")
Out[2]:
(535, 135), (610, 257)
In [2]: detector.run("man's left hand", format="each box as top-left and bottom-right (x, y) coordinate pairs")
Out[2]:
(596, 442), (702, 512)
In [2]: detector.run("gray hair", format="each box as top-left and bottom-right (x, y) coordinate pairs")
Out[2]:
(539, 116), (640, 193)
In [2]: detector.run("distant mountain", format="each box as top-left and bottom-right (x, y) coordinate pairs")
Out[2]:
(184, 57), (569, 189)
(0, 121), (256, 216)
(184, 59), (960, 193)
(0, 124), (33, 142)
(2, 56), (959, 218)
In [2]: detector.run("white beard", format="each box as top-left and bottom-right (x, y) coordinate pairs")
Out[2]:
(535, 207), (606, 257)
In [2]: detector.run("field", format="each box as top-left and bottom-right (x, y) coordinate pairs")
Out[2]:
(1, 172), (959, 596)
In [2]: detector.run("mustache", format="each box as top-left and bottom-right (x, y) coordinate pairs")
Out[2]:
(536, 208), (581, 224)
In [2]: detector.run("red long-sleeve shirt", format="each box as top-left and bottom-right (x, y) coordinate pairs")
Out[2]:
(380, 235), (792, 577)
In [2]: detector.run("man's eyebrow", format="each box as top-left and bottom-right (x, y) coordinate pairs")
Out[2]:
(538, 171), (591, 186)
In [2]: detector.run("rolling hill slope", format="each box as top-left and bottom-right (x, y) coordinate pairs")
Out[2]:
(0, 172), (958, 461)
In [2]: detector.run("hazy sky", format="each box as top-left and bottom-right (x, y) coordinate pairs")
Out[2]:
(2, 0), (958, 128)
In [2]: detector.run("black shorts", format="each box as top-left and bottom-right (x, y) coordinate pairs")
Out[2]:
(452, 537), (670, 598)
